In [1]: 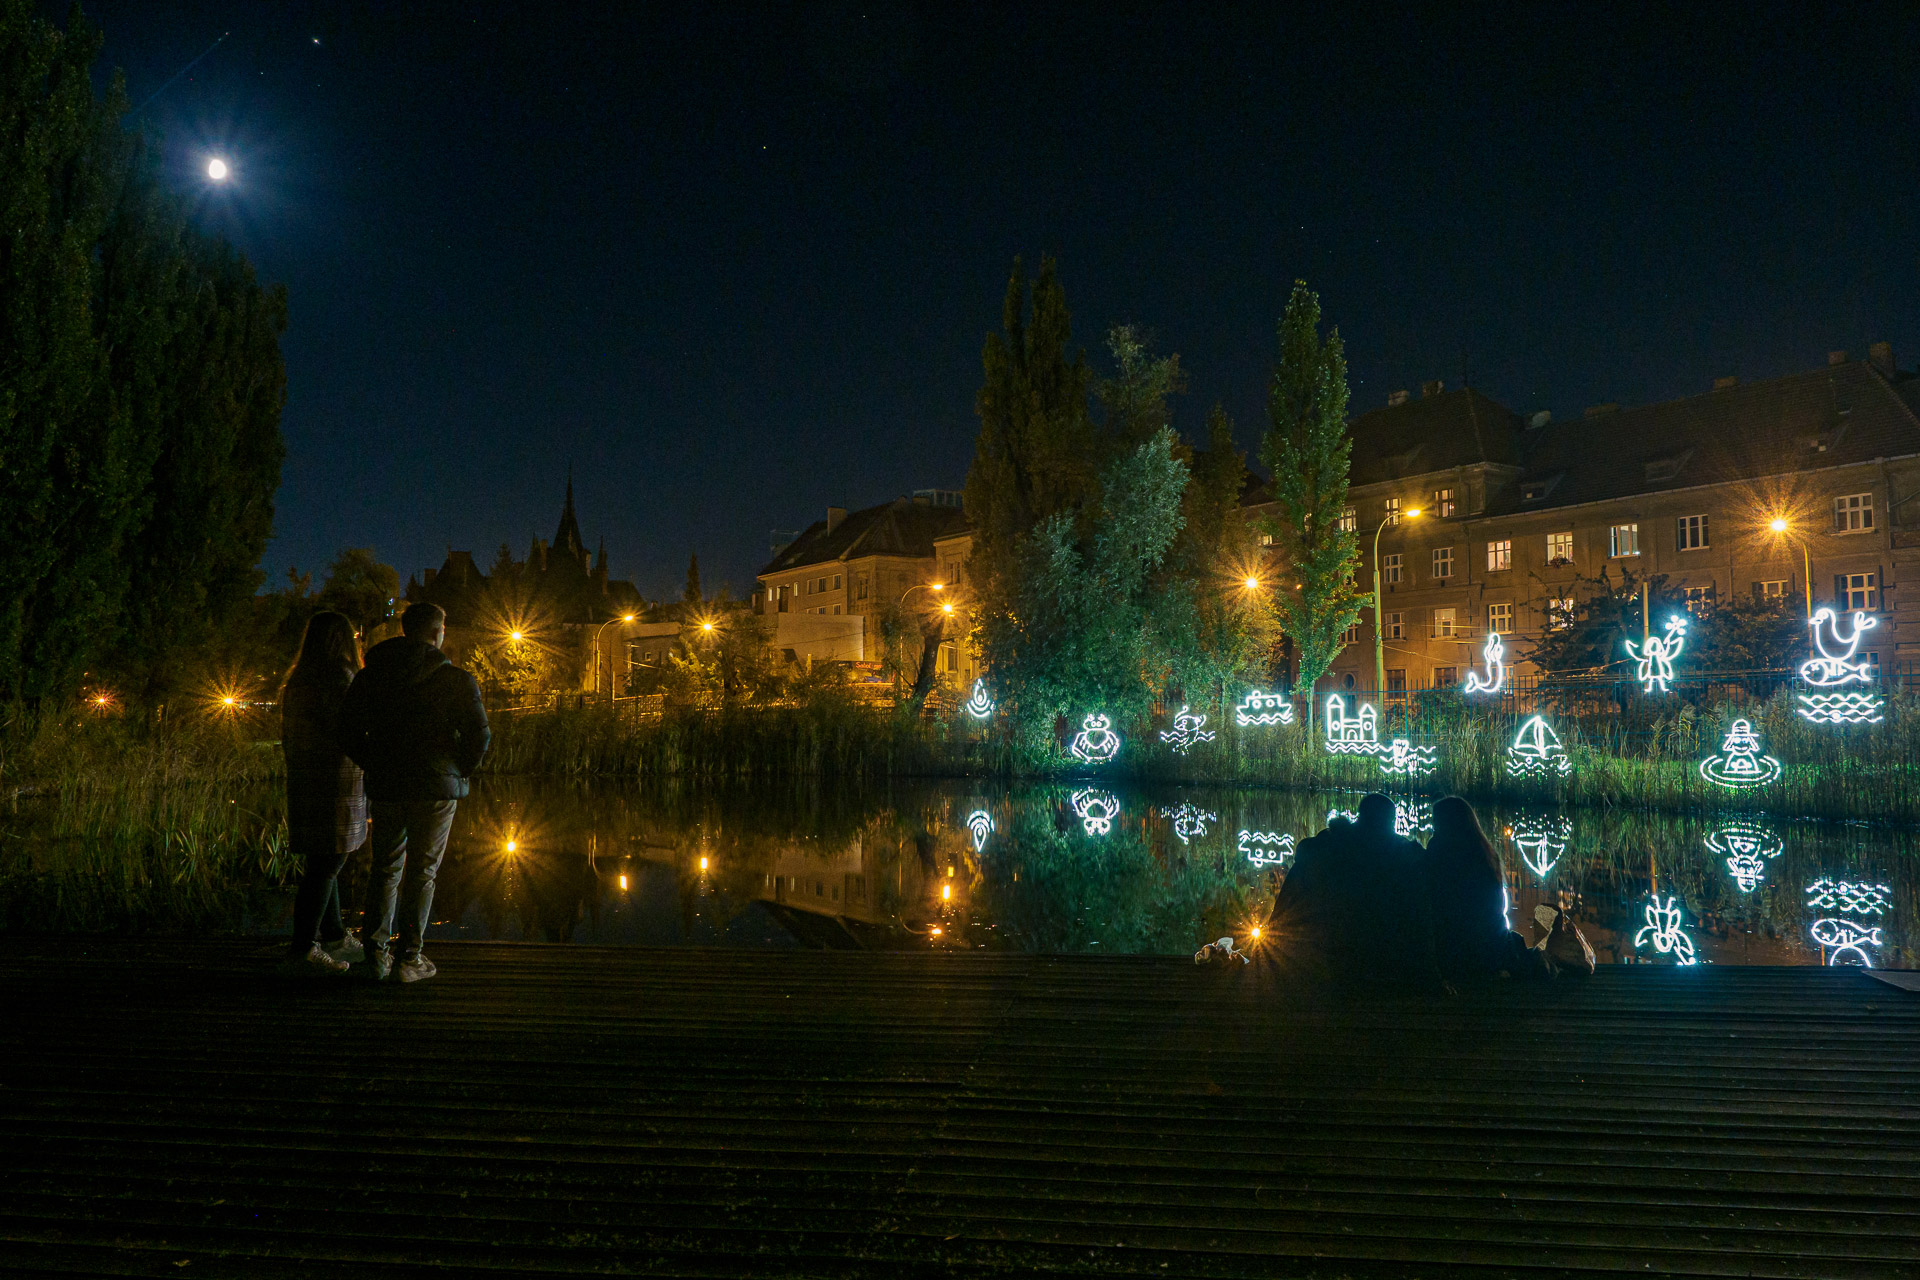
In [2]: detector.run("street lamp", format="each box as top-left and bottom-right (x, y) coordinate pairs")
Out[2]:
(1373, 506), (1423, 702)
(594, 613), (637, 702)
(900, 581), (946, 606)
(1766, 516), (1814, 621)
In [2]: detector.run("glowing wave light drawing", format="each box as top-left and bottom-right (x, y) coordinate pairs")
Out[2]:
(1625, 615), (1688, 694)
(1158, 802), (1218, 845)
(965, 809), (994, 853)
(962, 679), (995, 719)
(1634, 895), (1698, 965)
(1698, 719), (1782, 790)
(1805, 879), (1890, 916)
(1070, 789), (1121, 836)
(1328, 802), (1430, 837)
(1069, 713), (1122, 765)
(1463, 631), (1506, 694)
(1322, 695), (1380, 755)
(1234, 690), (1296, 726)
(1795, 608), (1884, 724)
(1706, 821), (1783, 892)
(1511, 815), (1571, 878)
(1505, 715), (1572, 778)
(1237, 830), (1296, 869)
(1159, 705), (1216, 755)
(1810, 918), (1882, 967)
(1378, 738), (1437, 777)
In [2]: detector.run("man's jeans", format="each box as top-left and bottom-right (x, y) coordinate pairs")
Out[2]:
(358, 800), (458, 961)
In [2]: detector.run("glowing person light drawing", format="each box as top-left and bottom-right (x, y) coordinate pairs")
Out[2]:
(1707, 821), (1783, 893)
(1070, 789), (1121, 836)
(1505, 715), (1572, 778)
(962, 679), (995, 719)
(1463, 630), (1506, 694)
(1699, 718), (1782, 790)
(1625, 615), (1689, 694)
(1159, 706), (1216, 755)
(965, 809), (994, 853)
(1068, 713), (1122, 765)
(1233, 690), (1295, 727)
(1795, 608), (1884, 724)
(1322, 694), (1380, 755)
(1159, 802), (1217, 845)
(1237, 830), (1295, 869)
(1634, 895), (1698, 965)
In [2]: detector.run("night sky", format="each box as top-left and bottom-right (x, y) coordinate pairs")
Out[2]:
(83, 2), (1920, 600)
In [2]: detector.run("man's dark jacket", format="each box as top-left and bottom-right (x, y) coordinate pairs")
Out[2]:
(339, 636), (490, 802)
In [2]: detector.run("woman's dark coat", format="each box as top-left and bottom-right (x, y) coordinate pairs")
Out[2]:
(281, 666), (367, 852)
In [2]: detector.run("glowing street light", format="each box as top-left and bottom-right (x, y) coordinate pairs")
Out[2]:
(1243, 576), (1260, 590)
(509, 630), (524, 642)
(1765, 514), (1814, 621)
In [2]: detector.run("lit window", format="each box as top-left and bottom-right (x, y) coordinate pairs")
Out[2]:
(1432, 547), (1454, 579)
(1487, 602), (1513, 633)
(1833, 493), (1874, 533)
(1259, 532), (1275, 547)
(1432, 607), (1457, 638)
(1487, 539), (1512, 572)
(1434, 666), (1458, 688)
(1754, 579), (1787, 600)
(1385, 611), (1404, 640)
(1382, 553), (1402, 585)
(1546, 532), (1573, 564)
(1843, 572), (1878, 611)
(1676, 514), (1709, 550)
(1431, 488), (1456, 518)
(1548, 597), (1574, 630)
(1383, 497), (1402, 527)
(1339, 506), (1357, 533)
(1610, 523), (1640, 557)
(1683, 585), (1715, 615)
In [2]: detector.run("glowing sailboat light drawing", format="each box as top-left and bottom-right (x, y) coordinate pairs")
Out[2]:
(1505, 715), (1572, 778)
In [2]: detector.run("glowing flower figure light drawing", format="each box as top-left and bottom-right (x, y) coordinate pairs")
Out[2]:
(1070, 789), (1121, 836)
(1068, 713), (1122, 765)
(1510, 815), (1571, 878)
(1706, 821), (1783, 892)
(1378, 737), (1437, 777)
(1795, 608), (1884, 724)
(1505, 715), (1573, 778)
(1463, 630), (1506, 694)
(1237, 830), (1295, 869)
(1809, 918), (1882, 967)
(1634, 895), (1698, 965)
(1698, 718), (1783, 790)
(965, 809), (995, 853)
(1322, 695), (1380, 755)
(1624, 615), (1689, 694)
(962, 679), (996, 719)
(1158, 706), (1216, 755)
(1158, 802), (1217, 845)
(1233, 690), (1295, 727)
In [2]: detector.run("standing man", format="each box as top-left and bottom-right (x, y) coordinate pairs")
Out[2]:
(340, 602), (490, 983)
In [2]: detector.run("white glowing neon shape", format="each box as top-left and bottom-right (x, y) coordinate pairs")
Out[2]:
(963, 679), (995, 719)
(1625, 615), (1688, 694)
(1158, 705), (1216, 755)
(1068, 713), (1121, 765)
(1158, 802), (1217, 845)
(1237, 830), (1296, 869)
(1809, 918), (1882, 967)
(1322, 695), (1380, 754)
(1698, 718), (1782, 790)
(1325, 807), (1357, 825)
(1795, 692), (1885, 724)
(1328, 803), (1430, 836)
(1805, 878), (1890, 916)
(1505, 715), (1572, 778)
(1634, 895), (1698, 965)
(1378, 737), (1437, 777)
(1234, 689), (1295, 726)
(1705, 821), (1782, 893)
(1070, 788), (1121, 836)
(1463, 630), (1506, 694)
(1795, 608), (1884, 724)
(965, 809), (994, 853)
(1511, 815), (1571, 878)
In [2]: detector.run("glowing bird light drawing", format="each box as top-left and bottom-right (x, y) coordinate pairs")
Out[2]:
(1233, 690), (1295, 726)
(1463, 630), (1506, 694)
(1505, 715), (1572, 778)
(1809, 918), (1882, 967)
(1378, 737), (1437, 777)
(1634, 895), (1698, 965)
(965, 809), (995, 853)
(1159, 706), (1216, 755)
(962, 679), (995, 719)
(1068, 713), (1122, 765)
(1795, 608), (1884, 724)
(1706, 821), (1783, 892)
(1158, 802), (1217, 845)
(1624, 615), (1688, 694)
(1510, 815), (1571, 878)
(1322, 695), (1380, 755)
(1698, 718), (1782, 790)
(1237, 830), (1295, 869)
(1070, 789), (1121, 836)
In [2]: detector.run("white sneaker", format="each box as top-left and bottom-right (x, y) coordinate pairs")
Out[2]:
(277, 944), (350, 978)
(323, 935), (365, 963)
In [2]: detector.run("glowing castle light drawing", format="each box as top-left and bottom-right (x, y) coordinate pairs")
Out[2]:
(962, 679), (995, 719)
(1463, 631), (1506, 694)
(1505, 715), (1572, 778)
(1322, 695), (1380, 755)
(1634, 895), (1698, 965)
(965, 809), (994, 853)
(1378, 737), (1437, 777)
(1158, 706), (1216, 755)
(1795, 608), (1884, 724)
(1510, 815), (1571, 878)
(1809, 918), (1882, 967)
(1706, 821), (1783, 892)
(1698, 718), (1782, 790)
(1070, 789), (1121, 836)
(1237, 830), (1295, 869)
(1069, 713), (1122, 765)
(1233, 690), (1295, 727)
(1158, 802), (1217, 845)
(1624, 615), (1688, 694)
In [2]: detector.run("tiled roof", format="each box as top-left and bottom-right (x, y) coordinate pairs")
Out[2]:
(1348, 388), (1526, 486)
(1501, 361), (1920, 514)
(759, 499), (971, 576)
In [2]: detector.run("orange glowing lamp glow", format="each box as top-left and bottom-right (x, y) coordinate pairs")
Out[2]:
(698, 855), (709, 870)
(618, 874), (628, 890)
(941, 884), (952, 901)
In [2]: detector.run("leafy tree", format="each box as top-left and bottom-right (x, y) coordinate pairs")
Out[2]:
(683, 552), (703, 605)
(1096, 324), (1184, 451)
(1524, 565), (1688, 677)
(316, 548), (401, 634)
(1691, 593), (1803, 672)
(1259, 282), (1363, 722)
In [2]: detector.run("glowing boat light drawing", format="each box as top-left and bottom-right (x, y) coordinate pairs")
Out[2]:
(1505, 715), (1572, 778)
(1233, 690), (1295, 727)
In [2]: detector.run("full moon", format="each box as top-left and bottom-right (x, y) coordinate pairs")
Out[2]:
(207, 158), (229, 180)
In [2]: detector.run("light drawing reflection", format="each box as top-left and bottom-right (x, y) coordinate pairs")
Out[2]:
(1634, 895), (1698, 965)
(1237, 830), (1295, 869)
(1158, 802), (1217, 845)
(1705, 821), (1783, 893)
(1804, 879), (1890, 916)
(965, 809), (994, 853)
(1510, 815), (1571, 878)
(1070, 789), (1121, 836)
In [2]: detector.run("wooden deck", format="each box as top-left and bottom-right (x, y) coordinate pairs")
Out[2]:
(2, 941), (1916, 1277)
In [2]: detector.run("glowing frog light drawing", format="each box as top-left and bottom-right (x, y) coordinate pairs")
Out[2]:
(1698, 718), (1782, 790)
(1322, 695), (1380, 755)
(1378, 737), (1437, 777)
(1233, 690), (1295, 726)
(1068, 713), (1122, 765)
(1634, 895), (1698, 965)
(965, 809), (994, 853)
(1158, 705), (1216, 755)
(1624, 615), (1689, 694)
(1158, 802), (1217, 845)
(1795, 609), (1884, 724)
(1505, 715), (1572, 778)
(1070, 789), (1121, 836)
(1805, 879), (1890, 916)
(1463, 630), (1506, 694)
(1809, 918), (1882, 967)
(1237, 830), (1295, 869)
(1510, 815), (1571, 878)
(962, 679), (996, 719)
(1706, 821), (1782, 892)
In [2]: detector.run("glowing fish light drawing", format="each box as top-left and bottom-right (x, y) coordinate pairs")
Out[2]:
(1809, 918), (1882, 967)
(1463, 631), (1506, 694)
(1795, 608), (1884, 724)
(1233, 690), (1295, 726)
(1634, 895), (1698, 965)
(1322, 695), (1380, 754)
(1070, 789), (1121, 836)
(1505, 715), (1572, 778)
(962, 679), (995, 719)
(1625, 615), (1689, 694)
(1068, 713), (1122, 765)
(1805, 879), (1890, 916)
(1698, 719), (1782, 790)
(1510, 815), (1571, 878)
(1378, 738), (1437, 777)
(1159, 802), (1217, 845)
(1237, 830), (1296, 869)
(965, 809), (994, 853)
(1707, 821), (1783, 892)
(1159, 706), (1216, 755)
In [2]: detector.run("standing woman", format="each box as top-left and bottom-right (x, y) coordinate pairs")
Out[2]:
(279, 611), (369, 975)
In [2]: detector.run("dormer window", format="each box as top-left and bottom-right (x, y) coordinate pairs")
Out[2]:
(1643, 448), (1694, 484)
(1519, 473), (1563, 505)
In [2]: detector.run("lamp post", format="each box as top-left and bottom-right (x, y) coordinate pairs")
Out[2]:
(1767, 518), (1814, 622)
(594, 613), (637, 704)
(1373, 506), (1422, 703)
(893, 582), (950, 702)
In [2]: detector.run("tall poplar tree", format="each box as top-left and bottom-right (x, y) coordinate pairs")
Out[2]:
(1260, 281), (1364, 721)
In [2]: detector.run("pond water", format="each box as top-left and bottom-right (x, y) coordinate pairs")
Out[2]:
(272, 779), (1913, 967)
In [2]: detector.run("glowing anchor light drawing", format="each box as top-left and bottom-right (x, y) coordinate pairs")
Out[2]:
(1322, 695), (1380, 755)
(1158, 706), (1216, 755)
(1706, 821), (1783, 892)
(965, 809), (995, 853)
(1159, 802), (1217, 845)
(1234, 690), (1295, 726)
(1237, 830), (1296, 868)
(1698, 718), (1782, 790)
(1069, 713), (1122, 765)
(1795, 608), (1884, 724)
(1634, 895), (1698, 965)
(1070, 789), (1121, 836)
(1505, 715), (1572, 778)
(962, 679), (996, 719)
(1463, 631), (1506, 694)
(1625, 615), (1689, 694)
